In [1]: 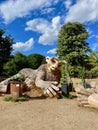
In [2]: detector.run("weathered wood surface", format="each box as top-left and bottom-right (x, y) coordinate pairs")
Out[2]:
(0, 77), (12, 92)
(74, 81), (98, 108)
(0, 68), (39, 93)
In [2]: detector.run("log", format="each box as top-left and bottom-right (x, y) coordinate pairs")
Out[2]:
(86, 88), (96, 94)
(88, 94), (98, 109)
(78, 101), (89, 107)
(75, 83), (98, 108)
(77, 89), (92, 96)
(75, 84), (94, 97)
(74, 81), (98, 108)
(77, 97), (88, 102)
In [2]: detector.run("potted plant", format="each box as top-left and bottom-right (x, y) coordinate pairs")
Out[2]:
(60, 62), (69, 96)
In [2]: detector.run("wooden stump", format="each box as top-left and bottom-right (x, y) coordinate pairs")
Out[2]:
(10, 81), (23, 98)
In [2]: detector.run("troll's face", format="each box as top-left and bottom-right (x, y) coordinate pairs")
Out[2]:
(46, 57), (61, 72)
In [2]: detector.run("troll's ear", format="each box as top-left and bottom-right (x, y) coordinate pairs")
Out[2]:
(46, 56), (50, 63)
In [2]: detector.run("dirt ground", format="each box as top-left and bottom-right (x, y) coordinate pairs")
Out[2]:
(0, 78), (98, 130)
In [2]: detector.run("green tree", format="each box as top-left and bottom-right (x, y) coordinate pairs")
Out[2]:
(27, 53), (45, 69)
(3, 53), (45, 76)
(3, 52), (28, 76)
(88, 51), (98, 77)
(0, 29), (13, 75)
(57, 22), (91, 76)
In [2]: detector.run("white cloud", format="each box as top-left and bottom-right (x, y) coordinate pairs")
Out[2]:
(12, 38), (34, 52)
(41, 8), (55, 14)
(25, 18), (49, 33)
(64, 0), (72, 9)
(25, 16), (61, 45)
(0, 0), (58, 23)
(91, 43), (98, 51)
(65, 0), (98, 23)
(47, 48), (56, 55)
(87, 28), (98, 39)
(87, 28), (93, 35)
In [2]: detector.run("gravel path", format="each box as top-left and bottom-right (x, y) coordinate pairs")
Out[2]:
(0, 96), (98, 130)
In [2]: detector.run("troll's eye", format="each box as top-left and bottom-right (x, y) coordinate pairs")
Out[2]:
(58, 64), (61, 67)
(51, 58), (56, 63)
(57, 63), (61, 68)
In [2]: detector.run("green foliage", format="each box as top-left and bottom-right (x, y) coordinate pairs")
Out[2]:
(78, 66), (86, 87)
(88, 51), (98, 77)
(0, 29), (14, 75)
(4, 96), (12, 101)
(61, 94), (74, 99)
(4, 94), (30, 102)
(78, 67), (85, 80)
(27, 53), (45, 69)
(57, 22), (91, 77)
(0, 76), (9, 82)
(3, 52), (45, 76)
(60, 60), (73, 89)
(60, 63), (67, 83)
(3, 52), (28, 76)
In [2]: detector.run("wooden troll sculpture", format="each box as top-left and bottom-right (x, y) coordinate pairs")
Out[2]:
(0, 57), (61, 97)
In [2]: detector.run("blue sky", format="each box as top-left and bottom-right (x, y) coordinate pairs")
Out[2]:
(0, 0), (98, 57)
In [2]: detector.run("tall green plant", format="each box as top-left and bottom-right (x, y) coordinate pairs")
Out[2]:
(61, 64), (67, 83)
(60, 60), (72, 85)
(78, 66), (86, 87)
